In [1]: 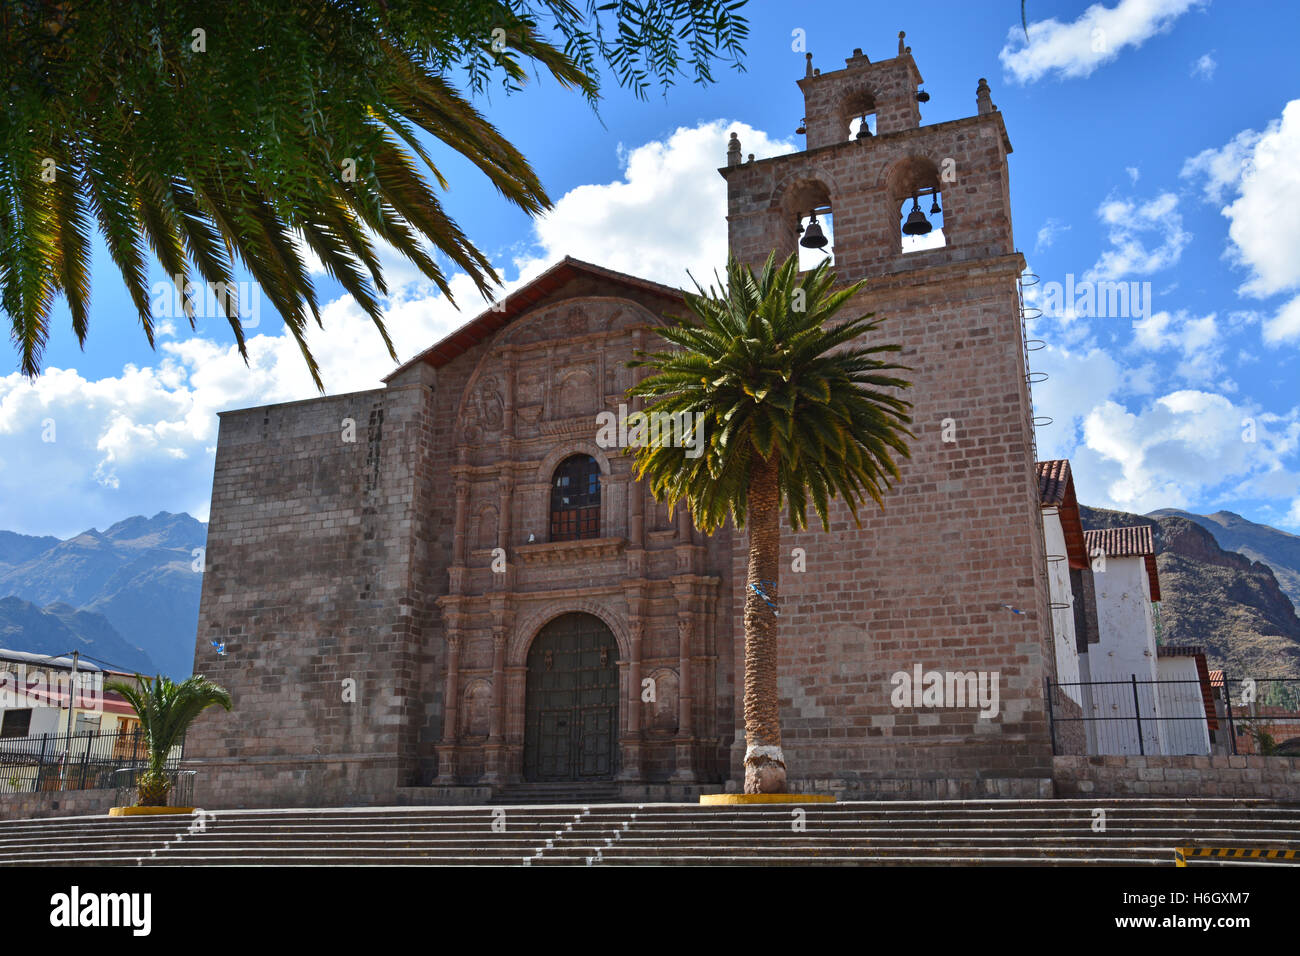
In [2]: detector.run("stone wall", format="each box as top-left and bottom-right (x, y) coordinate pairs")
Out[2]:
(721, 53), (1055, 792)
(1053, 755), (1300, 800)
(0, 788), (117, 821)
(186, 376), (442, 810)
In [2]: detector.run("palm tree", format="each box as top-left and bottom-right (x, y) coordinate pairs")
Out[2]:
(105, 674), (232, 807)
(1, 2), (748, 388)
(629, 252), (913, 793)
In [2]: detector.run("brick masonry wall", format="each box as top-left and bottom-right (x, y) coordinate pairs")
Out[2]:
(0, 788), (117, 821)
(1054, 755), (1300, 800)
(721, 58), (1056, 793)
(186, 380), (440, 809)
(1051, 685), (1088, 756)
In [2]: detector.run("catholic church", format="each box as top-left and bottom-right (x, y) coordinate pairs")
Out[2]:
(187, 36), (1065, 808)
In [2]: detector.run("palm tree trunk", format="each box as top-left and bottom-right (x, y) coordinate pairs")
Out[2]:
(743, 452), (786, 793)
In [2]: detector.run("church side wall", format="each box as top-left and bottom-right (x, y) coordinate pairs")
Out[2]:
(186, 380), (437, 809)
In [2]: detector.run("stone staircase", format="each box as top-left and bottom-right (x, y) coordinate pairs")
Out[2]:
(2, 799), (1298, 866)
(490, 782), (623, 805)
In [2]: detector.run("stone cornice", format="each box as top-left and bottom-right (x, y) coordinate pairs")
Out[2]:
(515, 536), (626, 565)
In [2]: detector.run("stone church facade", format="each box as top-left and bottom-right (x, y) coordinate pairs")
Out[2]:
(187, 41), (1062, 808)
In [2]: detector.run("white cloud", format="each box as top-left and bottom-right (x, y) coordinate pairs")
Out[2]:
(1085, 191), (1191, 281)
(1035, 218), (1071, 252)
(517, 120), (794, 288)
(1285, 498), (1300, 529)
(1031, 343), (1127, 457)
(1265, 296), (1300, 344)
(1130, 309), (1222, 381)
(0, 120), (791, 537)
(1182, 99), (1300, 344)
(1074, 390), (1299, 514)
(1191, 52), (1216, 79)
(1000, 0), (1205, 84)
(1126, 166), (1141, 185)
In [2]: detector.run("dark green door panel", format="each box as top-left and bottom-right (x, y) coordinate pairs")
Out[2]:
(524, 613), (618, 782)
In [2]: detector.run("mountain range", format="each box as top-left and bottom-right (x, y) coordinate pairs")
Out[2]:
(1148, 509), (1300, 612)
(0, 512), (206, 679)
(0, 597), (157, 674)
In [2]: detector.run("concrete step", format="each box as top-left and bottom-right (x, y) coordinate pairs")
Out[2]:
(5, 798), (1298, 866)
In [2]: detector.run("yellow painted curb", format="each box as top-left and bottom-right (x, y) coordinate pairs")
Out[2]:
(700, 793), (836, 805)
(109, 806), (197, 816)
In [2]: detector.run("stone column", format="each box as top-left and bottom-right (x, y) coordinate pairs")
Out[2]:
(670, 610), (697, 783)
(628, 328), (646, 550)
(675, 500), (691, 543)
(496, 471), (514, 591)
(452, 477), (470, 567)
(437, 628), (462, 782)
(617, 620), (645, 782)
(483, 625), (508, 784)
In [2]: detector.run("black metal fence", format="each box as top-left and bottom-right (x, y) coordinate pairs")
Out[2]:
(0, 729), (185, 793)
(1047, 676), (1300, 757)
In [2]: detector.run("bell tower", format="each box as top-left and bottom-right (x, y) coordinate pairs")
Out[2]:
(719, 37), (1059, 798)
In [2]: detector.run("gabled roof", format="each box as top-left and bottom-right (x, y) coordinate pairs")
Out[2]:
(383, 257), (685, 382)
(1036, 458), (1072, 507)
(1083, 526), (1161, 602)
(1035, 460), (1087, 569)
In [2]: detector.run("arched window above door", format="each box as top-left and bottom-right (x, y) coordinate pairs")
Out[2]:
(550, 454), (601, 541)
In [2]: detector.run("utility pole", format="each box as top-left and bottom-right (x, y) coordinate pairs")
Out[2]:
(64, 651), (79, 739)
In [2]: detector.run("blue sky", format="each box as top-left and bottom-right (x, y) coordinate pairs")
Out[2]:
(2, 0), (1298, 538)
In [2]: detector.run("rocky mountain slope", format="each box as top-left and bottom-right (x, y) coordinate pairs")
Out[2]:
(1149, 508), (1300, 611)
(1081, 505), (1300, 679)
(0, 597), (157, 675)
(0, 513), (205, 678)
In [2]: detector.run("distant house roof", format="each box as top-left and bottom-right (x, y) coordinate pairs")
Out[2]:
(14, 686), (137, 717)
(0, 649), (103, 673)
(1083, 526), (1161, 602)
(1035, 460), (1087, 569)
(1157, 644), (1204, 657)
(383, 256), (686, 382)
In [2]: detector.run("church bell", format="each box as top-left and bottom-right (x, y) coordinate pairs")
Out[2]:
(901, 196), (932, 236)
(800, 213), (829, 249)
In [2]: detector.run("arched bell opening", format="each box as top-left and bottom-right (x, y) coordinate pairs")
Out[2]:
(839, 88), (878, 143)
(781, 179), (834, 272)
(886, 155), (947, 254)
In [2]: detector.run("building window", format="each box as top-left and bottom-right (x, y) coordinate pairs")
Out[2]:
(74, 713), (101, 736)
(1, 709), (32, 738)
(550, 454), (601, 541)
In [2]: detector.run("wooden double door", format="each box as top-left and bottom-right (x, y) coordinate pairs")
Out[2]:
(523, 613), (619, 781)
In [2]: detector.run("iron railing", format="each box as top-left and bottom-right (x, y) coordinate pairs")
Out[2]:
(113, 768), (196, 808)
(0, 729), (185, 793)
(1047, 676), (1300, 757)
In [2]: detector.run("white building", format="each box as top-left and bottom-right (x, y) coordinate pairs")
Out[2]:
(1155, 645), (1213, 756)
(0, 649), (139, 739)
(1035, 461), (1089, 707)
(1081, 525), (1167, 755)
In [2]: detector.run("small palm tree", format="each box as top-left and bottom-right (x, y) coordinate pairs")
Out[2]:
(106, 674), (232, 807)
(629, 251), (913, 793)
